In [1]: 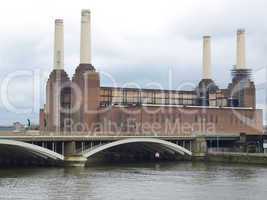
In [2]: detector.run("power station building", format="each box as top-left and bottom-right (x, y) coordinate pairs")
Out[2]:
(39, 10), (263, 139)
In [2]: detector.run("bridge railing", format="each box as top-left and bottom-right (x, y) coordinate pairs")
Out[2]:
(38, 131), (194, 137)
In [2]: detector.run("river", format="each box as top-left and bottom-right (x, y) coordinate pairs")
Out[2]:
(0, 162), (267, 200)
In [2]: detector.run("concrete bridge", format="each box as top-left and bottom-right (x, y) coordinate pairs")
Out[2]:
(0, 131), (214, 167)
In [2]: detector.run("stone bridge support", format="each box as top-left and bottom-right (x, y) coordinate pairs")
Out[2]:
(63, 141), (87, 167)
(192, 136), (207, 160)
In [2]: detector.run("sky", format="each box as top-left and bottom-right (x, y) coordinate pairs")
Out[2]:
(0, 0), (267, 125)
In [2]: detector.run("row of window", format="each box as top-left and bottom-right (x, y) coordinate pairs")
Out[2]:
(100, 89), (196, 99)
(100, 89), (231, 107)
(101, 88), (229, 99)
(100, 96), (196, 105)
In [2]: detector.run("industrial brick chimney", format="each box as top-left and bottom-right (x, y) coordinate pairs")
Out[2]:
(202, 36), (212, 80)
(71, 10), (100, 131)
(80, 9), (92, 65)
(196, 35), (217, 106)
(236, 29), (246, 69)
(53, 19), (64, 70)
(228, 29), (255, 108)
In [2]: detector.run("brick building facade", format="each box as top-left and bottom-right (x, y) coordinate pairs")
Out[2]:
(39, 11), (263, 137)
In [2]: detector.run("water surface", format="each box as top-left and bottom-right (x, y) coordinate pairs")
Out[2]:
(0, 162), (266, 200)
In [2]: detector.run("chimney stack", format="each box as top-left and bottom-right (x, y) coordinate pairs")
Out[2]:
(80, 9), (91, 64)
(236, 29), (246, 69)
(53, 19), (64, 70)
(202, 36), (211, 79)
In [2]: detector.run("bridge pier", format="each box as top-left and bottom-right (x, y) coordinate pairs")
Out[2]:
(192, 136), (207, 161)
(63, 141), (87, 167)
(63, 155), (87, 167)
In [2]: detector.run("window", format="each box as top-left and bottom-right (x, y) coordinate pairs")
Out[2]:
(125, 90), (140, 103)
(112, 89), (123, 104)
(141, 91), (154, 104)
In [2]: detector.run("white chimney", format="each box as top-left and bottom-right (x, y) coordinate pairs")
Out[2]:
(53, 19), (64, 70)
(80, 9), (91, 64)
(202, 36), (211, 79)
(236, 29), (246, 69)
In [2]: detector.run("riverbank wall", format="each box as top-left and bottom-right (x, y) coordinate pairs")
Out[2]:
(206, 152), (267, 165)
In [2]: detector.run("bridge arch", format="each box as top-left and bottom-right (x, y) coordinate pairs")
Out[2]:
(82, 138), (192, 159)
(0, 139), (64, 161)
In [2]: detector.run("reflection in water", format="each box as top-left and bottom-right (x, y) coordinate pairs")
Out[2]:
(0, 162), (267, 200)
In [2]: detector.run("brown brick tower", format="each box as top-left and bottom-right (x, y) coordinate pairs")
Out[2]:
(46, 70), (71, 131)
(45, 19), (71, 132)
(71, 10), (100, 131)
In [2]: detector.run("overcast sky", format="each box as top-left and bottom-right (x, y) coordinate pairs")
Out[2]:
(0, 0), (267, 125)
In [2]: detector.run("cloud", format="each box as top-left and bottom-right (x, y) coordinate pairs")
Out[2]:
(0, 0), (267, 124)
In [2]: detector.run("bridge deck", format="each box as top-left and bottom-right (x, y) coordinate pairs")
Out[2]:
(0, 131), (240, 142)
(0, 135), (194, 142)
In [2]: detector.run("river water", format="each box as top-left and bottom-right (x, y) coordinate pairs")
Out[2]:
(0, 162), (267, 200)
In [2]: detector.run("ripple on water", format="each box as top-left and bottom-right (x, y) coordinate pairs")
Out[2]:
(0, 162), (267, 200)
